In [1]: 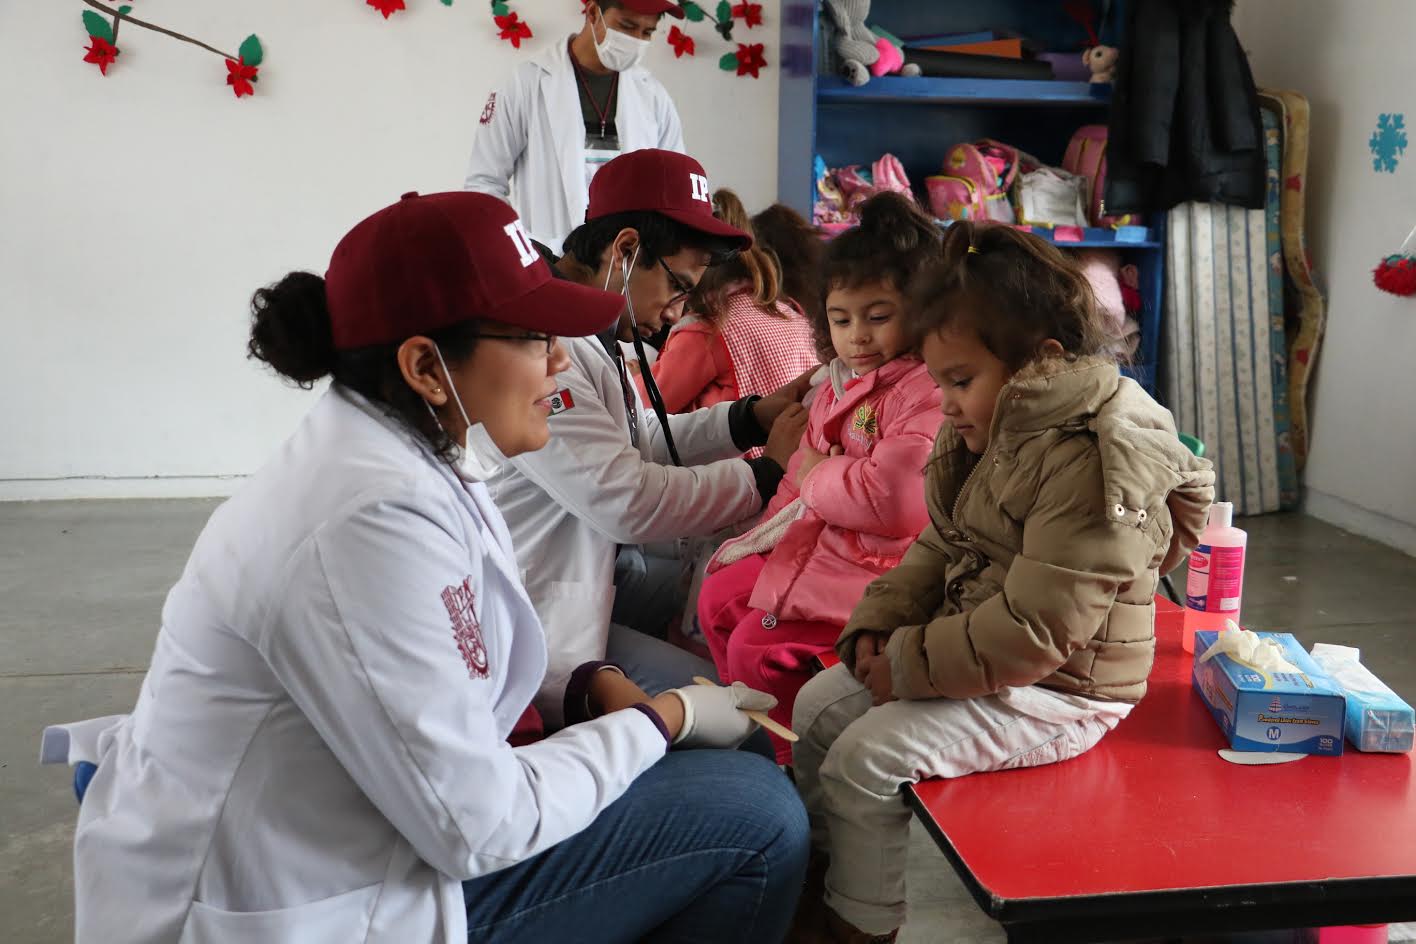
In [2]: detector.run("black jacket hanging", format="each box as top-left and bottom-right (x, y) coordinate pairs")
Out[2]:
(1105, 0), (1267, 214)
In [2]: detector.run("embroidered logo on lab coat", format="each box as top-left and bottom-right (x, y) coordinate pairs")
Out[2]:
(480, 92), (497, 125)
(442, 577), (489, 679)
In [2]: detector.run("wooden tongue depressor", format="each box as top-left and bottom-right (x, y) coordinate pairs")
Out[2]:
(692, 676), (799, 743)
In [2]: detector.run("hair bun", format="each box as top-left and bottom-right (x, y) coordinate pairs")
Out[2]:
(247, 272), (337, 388)
(856, 191), (937, 252)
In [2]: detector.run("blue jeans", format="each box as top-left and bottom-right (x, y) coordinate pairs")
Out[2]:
(463, 749), (810, 943)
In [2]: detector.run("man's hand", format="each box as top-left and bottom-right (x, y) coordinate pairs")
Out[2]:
(762, 403), (809, 468)
(795, 443), (843, 486)
(864, 648), (897, 706)
(753, 366), (820, 431)
(852, 631), (887, 682)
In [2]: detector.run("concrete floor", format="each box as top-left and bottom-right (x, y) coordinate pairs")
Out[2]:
(3, 502), (1415, 943)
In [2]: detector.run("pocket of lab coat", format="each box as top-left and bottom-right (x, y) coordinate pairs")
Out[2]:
(179, 882), (380, 944)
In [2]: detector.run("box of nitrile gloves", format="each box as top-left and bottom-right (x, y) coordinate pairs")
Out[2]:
(1192, 631), (1346, 756)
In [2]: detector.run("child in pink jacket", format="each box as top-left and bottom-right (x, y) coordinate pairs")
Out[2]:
(698, 193), (945, 761)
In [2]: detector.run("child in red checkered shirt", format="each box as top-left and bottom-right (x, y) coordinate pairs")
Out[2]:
(696, 193), (947, 762)
(637, 191), (820, 457)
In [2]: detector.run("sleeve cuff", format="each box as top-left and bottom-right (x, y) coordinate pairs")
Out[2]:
(629, 703), (673, 747)
(746, 457), (786, 507)
(728, 396), (769, 450)
(563, 661), (626, 726)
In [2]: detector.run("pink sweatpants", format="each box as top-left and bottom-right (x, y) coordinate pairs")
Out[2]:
(698, 554), (841, 764)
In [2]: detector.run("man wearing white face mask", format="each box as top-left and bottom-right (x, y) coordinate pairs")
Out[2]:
(464, 0), (687, 255)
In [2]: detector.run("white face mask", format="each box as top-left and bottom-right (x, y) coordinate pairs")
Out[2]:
(425, 344), (508, 482)
(593, 7), (650, 72)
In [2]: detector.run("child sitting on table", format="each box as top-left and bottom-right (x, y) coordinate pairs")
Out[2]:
(789, 221), (1215, 943)
(697, 192), (946, 763)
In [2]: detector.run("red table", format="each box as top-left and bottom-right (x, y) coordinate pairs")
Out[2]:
(897, 599), (1416, 942)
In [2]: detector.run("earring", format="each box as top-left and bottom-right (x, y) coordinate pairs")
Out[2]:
(433, 387), (443, 395)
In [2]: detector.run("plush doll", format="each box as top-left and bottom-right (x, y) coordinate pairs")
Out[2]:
(1083, 44), (1118, 83)
(822, 0), (920, 86)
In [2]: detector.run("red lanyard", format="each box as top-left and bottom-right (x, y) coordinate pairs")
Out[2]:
(570, 39), (619, 139)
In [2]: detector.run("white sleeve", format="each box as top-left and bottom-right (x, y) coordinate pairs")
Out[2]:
(463, 73), (528, 198)
(642, 398), (747, 466)
(511, 358), (762, 545)
(657, 86), (686, 152)
(264, 490), (666, 880)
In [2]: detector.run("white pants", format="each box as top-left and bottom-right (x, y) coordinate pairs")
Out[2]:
(791, 664), (1132, 934)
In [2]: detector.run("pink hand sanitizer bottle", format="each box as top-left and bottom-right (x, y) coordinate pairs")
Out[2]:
(1182, 502), (1248, 653)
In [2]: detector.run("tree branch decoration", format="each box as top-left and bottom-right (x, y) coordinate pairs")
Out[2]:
(675, 1), (767, 78)
(79, 0), (264, 98)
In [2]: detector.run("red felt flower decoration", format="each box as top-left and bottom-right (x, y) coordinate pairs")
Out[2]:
(367, 0), (406, 19)
(83, 35), (120, 76)
(731, 2), (763, 28)
(225, 57), (259, 98)
(495, 12), (533, 48)
(668, 25), (695, 58)
(735, 42), (766, 77)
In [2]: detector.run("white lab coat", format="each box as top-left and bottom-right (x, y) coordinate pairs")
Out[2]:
(487, 335), (762, 722)
(464, 37), (686, 254)
(39, 386), (666, 944)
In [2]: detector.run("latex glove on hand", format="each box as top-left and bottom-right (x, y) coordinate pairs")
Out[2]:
(669, 681), (777, 750)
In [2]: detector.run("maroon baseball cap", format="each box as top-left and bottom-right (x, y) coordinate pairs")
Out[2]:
(615, 0), (685, 19)
(586, 149), (752, 250)
(325, 191), (624, 350)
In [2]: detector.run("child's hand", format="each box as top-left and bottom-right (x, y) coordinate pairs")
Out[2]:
(852, 631), (887, 682)
(865, 649), (897, 706)
(795, 443), (844, 485)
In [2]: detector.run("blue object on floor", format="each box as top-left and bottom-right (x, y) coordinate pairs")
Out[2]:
(74, 761), (97, 805)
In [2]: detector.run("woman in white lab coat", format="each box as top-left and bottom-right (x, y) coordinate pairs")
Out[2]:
(43, 192), (808, 944)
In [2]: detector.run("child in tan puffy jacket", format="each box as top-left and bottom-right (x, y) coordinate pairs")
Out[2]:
(790, 222), (1216, 943)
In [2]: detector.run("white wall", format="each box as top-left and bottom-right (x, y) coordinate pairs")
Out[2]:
(0, 1), (780, 499)
(1234, 2), (1416, 556)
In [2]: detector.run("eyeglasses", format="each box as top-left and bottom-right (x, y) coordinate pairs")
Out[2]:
(467, 331), (556, 356)
(658, 258), (694, 310)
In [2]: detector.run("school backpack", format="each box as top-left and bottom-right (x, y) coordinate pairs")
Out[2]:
(925, 139), (1022, 223)
(1062, 124), (1140, 228)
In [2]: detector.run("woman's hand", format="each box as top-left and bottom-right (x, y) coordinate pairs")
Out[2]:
(852, 631), (887, 682)
(762, 403), (809, 468)
(795, 443), (844, 486)
(864, 649), (897, 707)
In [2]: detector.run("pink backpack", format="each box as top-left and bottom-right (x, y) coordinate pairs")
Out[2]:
(926, 139), (1021, 223)
(1062, 125), (1140, 227)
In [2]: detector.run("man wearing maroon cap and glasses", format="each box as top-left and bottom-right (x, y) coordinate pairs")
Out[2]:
(487, 149), (814, 728)
(464, 0), (688, 255)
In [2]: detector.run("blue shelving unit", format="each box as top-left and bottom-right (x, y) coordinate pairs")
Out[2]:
(777, 0), (1164, 398)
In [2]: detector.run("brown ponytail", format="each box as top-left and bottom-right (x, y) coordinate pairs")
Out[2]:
(691, 188), (784, 323)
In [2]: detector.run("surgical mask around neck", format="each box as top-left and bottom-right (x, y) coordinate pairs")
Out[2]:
(593, 8), (650, 72)
(424, 344), (507, 482)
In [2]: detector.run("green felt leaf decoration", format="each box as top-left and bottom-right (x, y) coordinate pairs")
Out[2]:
(682, 1), (706, 22)
(492, 1), (509, 15)
(238, 34), (264, 67)
(82, 10), (115, 42)
(117, 5), (132, 14)
(440, 0), (453, 5)
(718, 51), (738, 71)
(715, 0), (731, 23)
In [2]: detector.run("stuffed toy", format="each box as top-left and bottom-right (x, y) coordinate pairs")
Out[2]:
(822, 0), (919, 86)
(1082, 44), (1118, 83)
